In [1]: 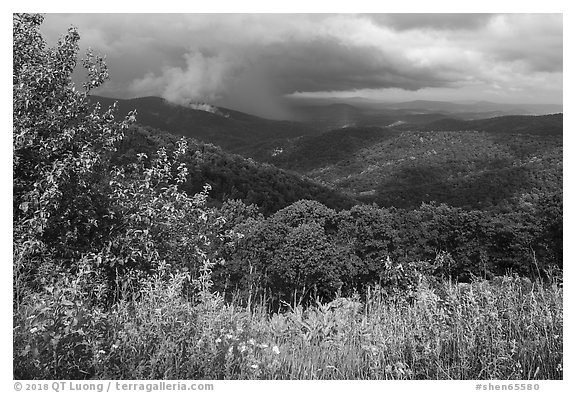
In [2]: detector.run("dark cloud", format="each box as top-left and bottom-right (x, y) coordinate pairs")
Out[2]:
(209, 38), (454, 118)
(39, 13), (563, 118)
(255, 38), (452, 94)
(366, 13), (496, 31)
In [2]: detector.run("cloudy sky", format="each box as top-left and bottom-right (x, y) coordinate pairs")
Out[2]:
(39, 13), (563, 119)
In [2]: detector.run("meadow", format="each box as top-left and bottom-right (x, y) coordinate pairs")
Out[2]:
(14, 268), (562, 380)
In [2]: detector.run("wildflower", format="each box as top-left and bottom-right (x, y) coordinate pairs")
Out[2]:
(215, 338), (222, 344)
(272, 345), (280, 355)
(29, 327), (38, 334)
(251, 364), (259, 369)
(111, 344), (119, 350)
(361, 344), (379, 355)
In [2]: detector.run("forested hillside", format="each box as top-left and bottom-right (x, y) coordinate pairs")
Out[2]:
(413, 113), (563, 135)
(113, 125), (357, 214)
(89, 95), (319, 156)
(266, 126), (401, 171)
(266, 126), (562, 211)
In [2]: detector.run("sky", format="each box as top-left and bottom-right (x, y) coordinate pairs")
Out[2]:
(39, 13), (563, 119)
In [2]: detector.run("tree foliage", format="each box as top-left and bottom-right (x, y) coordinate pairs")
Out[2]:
(13, 13), (226, 301)
(112, 125), (357, 215)
(14, 13), (131, 287)
(215, 196), (562, 306)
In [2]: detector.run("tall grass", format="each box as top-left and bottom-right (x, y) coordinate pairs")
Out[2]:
(14, 273), (562, 380)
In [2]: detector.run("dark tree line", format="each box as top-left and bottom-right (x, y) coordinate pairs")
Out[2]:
(212, 194), (562, 308)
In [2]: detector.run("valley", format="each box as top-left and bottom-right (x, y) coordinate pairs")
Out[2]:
(94, 94), (562, 214)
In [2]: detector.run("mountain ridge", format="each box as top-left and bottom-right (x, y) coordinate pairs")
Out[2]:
(88, 95), (321, 156)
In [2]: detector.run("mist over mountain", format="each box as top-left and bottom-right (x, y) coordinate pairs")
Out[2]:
(410, 113), (563, 135)
(90, 92), (562, 214)
(379, 99), (562, 115)
(92, 94), (562, 140)
(288, 99), (562, 129)
(88, 95), (320, 155)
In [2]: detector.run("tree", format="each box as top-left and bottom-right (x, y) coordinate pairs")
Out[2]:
(13, 14), (229, 378)
(268, 222), (357, 302)
(14, 13), (133, 287)
(13, 13), (226, 300)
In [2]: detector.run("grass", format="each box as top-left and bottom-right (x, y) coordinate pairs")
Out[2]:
(14, 271), (562, 380)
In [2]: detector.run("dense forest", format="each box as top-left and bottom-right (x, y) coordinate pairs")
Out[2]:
(113, 125), (357, 214)
(110, 125), (562, 306)
(13, 14), (562, 380)
(266, 126), (562, 211)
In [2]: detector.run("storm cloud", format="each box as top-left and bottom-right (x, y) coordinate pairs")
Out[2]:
(40, 13), (563, 118)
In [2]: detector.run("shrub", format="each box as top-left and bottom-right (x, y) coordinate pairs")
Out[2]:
(13, 13), (228, 378)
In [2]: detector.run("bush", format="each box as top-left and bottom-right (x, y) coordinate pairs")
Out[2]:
(13, 13), (132, 292)
(13, 13), (228, 378)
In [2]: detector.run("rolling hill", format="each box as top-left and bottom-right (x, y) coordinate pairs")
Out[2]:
(114, 125), (357, 215)
(94, 95), (562, 212)
(265, 114), (562, 210)
(266, 126), (401, 171)
(89, 95), (320, 156)
(381, 99), (562, 116)
(410, 113), (563, 135)
(288, 99), (562, 130)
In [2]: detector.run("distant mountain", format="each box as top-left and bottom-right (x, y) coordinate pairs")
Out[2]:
(460, 100), (562, 115)
(290, 103), (397, 130)
(375, 100), (562, 116)
(288, 99), (562, 131)
(383, 100), (476, 113)
(89, 96), (320, 155)
(290, 103), (454, 130)
(413, 114), (563, 135)
(91, 96), (562, 162)
(268, 113), (562, 210)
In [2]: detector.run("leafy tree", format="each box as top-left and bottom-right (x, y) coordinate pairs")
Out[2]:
(271, 199), (338, 230)
(337, 205), (398, 263)
(14, 14), (230, 378)
(217, 200), (361, 305)
(268, 222), (356, 302)
(14, 13), (133, 289)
